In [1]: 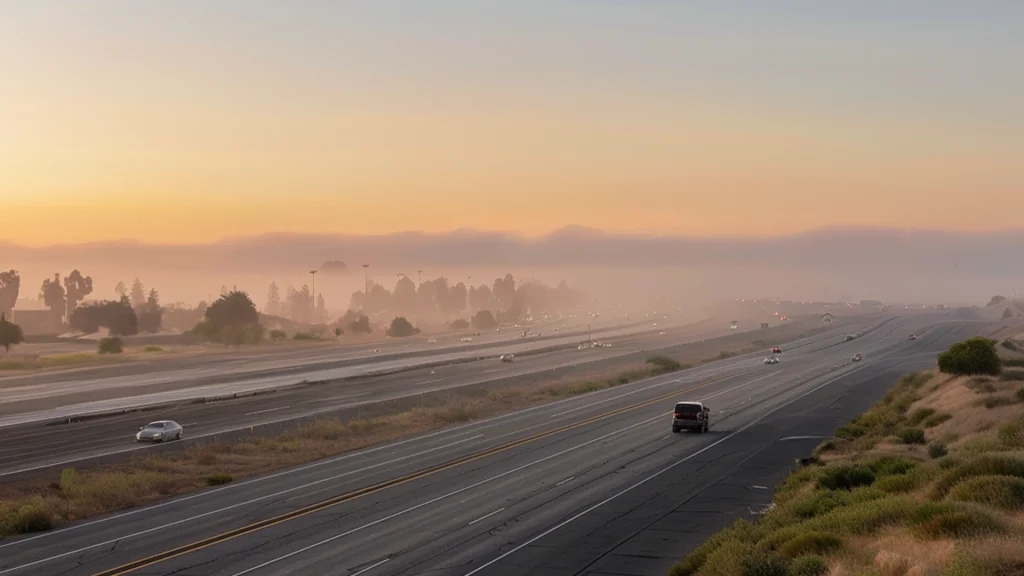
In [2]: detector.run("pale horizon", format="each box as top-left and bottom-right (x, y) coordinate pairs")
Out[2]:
(3, 2), (1022, 246)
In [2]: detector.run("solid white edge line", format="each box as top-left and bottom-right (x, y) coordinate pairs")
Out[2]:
(555, 476), (575, 487)
(226, 412), (670, 576)
(0, 434), (485, 575)
(350, 558), (390, 576)
(468, 508), (507, 526)
(461, 363), (870, 575)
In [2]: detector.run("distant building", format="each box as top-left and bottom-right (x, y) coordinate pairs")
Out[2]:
(11, 299), (60, 335)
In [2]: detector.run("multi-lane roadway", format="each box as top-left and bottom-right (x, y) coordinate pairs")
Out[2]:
(0, 315), (814, 477)
(0, 317), (706, 423)
(0, 312), (987, 576)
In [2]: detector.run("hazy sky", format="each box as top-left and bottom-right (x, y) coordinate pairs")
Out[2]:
(3, 1), (1022, 246)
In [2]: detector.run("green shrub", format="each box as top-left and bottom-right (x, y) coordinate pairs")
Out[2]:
(938, 337), (1002, 376)
(292, 332), (319, 341)
(0, 500), (53, 536)
(947, 475), (1024, 510)
(817, 465), (876, 491)
(740, 553), (790, 576)
(269, 329), (286, 341)
(671, 519), (765, 576)
(206, 474), (233, 486)
(997, 416), (1024, 448)
(778, 532), (843, 559)
(898, 427), (926, 444)
(386, 317), (420, 338)
(929, 454), (1024, 499)
(875, 474), (919, 494)
(1002, 357), (1024, 368)
(646, 355), (683, 373)
(868, 456), (918, 476)
(790, 555), (828, 576)
(97, 337), (124, 354)
(143, 345), (162, 352)
(929, 442), (949, 459)
(909, 502), (1005, 538)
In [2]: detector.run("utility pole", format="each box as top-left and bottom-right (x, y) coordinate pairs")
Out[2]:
(417, 270), (423, 289)
(309, 270), (317, 320)
(362, 264), (370, 300)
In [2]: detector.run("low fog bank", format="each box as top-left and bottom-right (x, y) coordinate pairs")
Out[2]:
(4, 227), (1022, 309)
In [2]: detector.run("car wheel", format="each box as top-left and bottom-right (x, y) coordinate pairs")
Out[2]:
(672, 426), (680, 433)
(176, 432), (182, 441)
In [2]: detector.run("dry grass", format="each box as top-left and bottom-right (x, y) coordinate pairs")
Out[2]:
(670, 367), (1024, 576)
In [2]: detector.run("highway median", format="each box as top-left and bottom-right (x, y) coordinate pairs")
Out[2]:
(0, 354), (690, 540)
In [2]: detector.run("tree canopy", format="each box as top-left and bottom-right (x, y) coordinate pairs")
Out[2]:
(0, 270), (20, 318)
(0, 314), (24, 352)
(387, 317), (420, 338)
(471, 310), (497, 330)
(205, 291), (260, 329)
(64, 270), (93, 319)
(937, 337), (1002, 376)
(70, 298), (138, 336)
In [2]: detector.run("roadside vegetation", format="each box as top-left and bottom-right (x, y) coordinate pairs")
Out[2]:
(669, 338), (1024, 576)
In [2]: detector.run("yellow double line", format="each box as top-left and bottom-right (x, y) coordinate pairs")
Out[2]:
(91, 369), (749, 576)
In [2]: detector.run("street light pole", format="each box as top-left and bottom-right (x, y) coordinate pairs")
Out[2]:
(309, 270), (317, 321)
(362, 264), (370, 301)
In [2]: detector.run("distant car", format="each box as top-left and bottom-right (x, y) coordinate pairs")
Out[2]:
(909, 334), (917, 341)
(672, 401), (710, 433)
(427, 338), (437, 343)
(845, 334), (857, 341)
(772, 347), (782, 354)
(764, 356), (779, 365)
(659, 331), (666, 336)
(373, 348), (381, 354)
(499, 354), (515, 362)
(578, 343), (591, 350)
(461, 337), (474, 343)
(852, 353), (863, 362)
(136, 420), (183, 443)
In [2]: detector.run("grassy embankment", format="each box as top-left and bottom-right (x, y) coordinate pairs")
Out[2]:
(670, 356), (1024, 576)
(0, 318), (823, 539)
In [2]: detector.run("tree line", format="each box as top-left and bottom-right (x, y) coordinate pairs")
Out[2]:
(343, 273), (582, 322)
(0, 269), (165, 337)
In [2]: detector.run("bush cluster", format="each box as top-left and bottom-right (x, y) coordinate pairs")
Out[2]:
(937, 337), (1002, 376)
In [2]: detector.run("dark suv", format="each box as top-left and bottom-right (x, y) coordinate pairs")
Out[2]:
(672, 401), (710, 433)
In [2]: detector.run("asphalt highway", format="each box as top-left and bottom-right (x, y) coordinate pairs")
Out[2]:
(0, 317), (712, 424)
(0, 317), (842, 477)
(0, 313), (985, 576)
